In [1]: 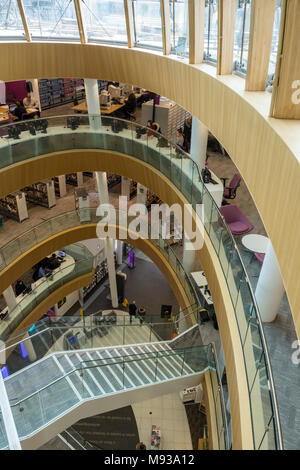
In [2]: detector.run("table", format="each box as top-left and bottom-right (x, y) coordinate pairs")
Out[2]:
(241, 234), (269, 254)
(72, 101), (125, 115)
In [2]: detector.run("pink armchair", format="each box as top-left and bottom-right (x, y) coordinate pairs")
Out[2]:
(220, 205), (254, 236)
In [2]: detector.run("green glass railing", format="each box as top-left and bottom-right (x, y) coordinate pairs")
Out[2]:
(6, 345), (214, 441)
(0, 243), (94, 342)
(0, 115), (282, 449)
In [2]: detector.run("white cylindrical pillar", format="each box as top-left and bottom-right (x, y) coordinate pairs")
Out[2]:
(255, 241), (285, 323)
(136, 183), (147, 205)
(3, 285), (17, 311)
(116, 240), (123, 265)
(95, 171), (118, 309)
(96, 171), (109, 204)
(105, 238), (119, 308)
(183, 233), (198, 273)
(84, 78), (101, 130)
(24, 333), (37, 362)
(190, 117), (208, 170)
(121, 176), (131, 201)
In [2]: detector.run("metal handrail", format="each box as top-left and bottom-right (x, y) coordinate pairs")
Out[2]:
(9, 344), (213, 407)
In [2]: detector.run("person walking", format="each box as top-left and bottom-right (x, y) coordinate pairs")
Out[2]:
(128, 300), (137, 324)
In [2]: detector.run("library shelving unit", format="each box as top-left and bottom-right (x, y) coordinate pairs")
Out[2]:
(38, 78), (85, 110)
(38, 79), (109, 111)
(0, 192), (28, 222)
(66, 172), (84, 187)
(22, 180), (56, 209)
(83, 260), (108, 299)
(130, 180), (137, 199)
(107, 173), (121, 189)
(53, 176), (67, 197)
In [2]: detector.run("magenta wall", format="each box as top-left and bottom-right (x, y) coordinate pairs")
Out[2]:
(5, 80), (27, 103)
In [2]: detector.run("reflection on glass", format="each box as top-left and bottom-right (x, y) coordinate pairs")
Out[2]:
(204, 0), (218, 63)
(133, 0), (162, 49)
(169, 0), (189, 56)
(0, 0), (25, 39)
(233, 0), (251, 74)
(267, 0), (282, 84)
(80, 0), (127, 43)
(22, 0), (79, 40)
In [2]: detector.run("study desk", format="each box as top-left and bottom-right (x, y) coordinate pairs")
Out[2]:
(72, 101), (125, 115)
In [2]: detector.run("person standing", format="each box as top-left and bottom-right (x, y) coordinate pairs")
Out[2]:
(128, 300), (137, 324)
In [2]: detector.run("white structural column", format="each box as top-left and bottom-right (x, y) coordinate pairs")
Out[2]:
(84, 78), (101, 130)
(3, 286), (17, 311)
(190, 116), (209, 169)
(136, 183), (147, 205)
(95, 171), (118, 309)
(255, 241), (285, 323)
(105, 238), (119, 308)
(116, 240), (123, 265)
(23, 333), (37, 362)
(84, 78), (118, 309)
(121, 176), (131, 201)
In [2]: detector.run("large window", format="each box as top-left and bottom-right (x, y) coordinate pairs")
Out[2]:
(22, 0), (80, 40)
(0, 0), (26, 39)
(169, 0), (189, 56)
(267, 0), (282, 82)
(204, 0), (218, 64)
(233, 0), (251, 74)
(132, 0), (162, 49)
(80, 0), (127, 43)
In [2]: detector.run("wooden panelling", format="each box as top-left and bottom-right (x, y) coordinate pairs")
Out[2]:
(270, 0), (300, 118)
(246, 0), (276, 91)
(0, 148), (253, 449)
(217, 0), (236, 75)
(189, 0), (205, 65)
(124, 0), (135, 48)
(203, 371), (219, 450)
(160, 0), (171, 55)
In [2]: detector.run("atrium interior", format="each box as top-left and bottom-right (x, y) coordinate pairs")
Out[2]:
(0, 0), (299, 452)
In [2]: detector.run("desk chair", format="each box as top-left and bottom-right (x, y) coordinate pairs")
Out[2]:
(221, 173), (241, 200)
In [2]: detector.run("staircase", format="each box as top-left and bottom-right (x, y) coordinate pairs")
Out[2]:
(3, 338), (213, 449)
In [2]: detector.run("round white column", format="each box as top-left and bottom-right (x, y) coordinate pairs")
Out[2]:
(136, 183), (147, 205)
(84, 78), (101, 130)
(121, 176), (131, 201)
(255, 241), (285, 323)
(116, 240), (123, 265)
(95, 171), (118, 309)
(105, 238), (119, 308)
(3, 285), (17, 311)
(183, 233), (198, 273)
(23, 333), (37, 362)
(190, 117), (208, 169)
(96, 171), (109, 204)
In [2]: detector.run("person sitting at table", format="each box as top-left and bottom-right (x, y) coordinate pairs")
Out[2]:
(46, 253), (61, 270)
(15, 280), (27, 296)
(37, 261), (51, 279)
(23, 92), (38, 109)
(13, 100), (26, 121)
(23, 93), (40, 118)
(123, 89), (136, 118)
